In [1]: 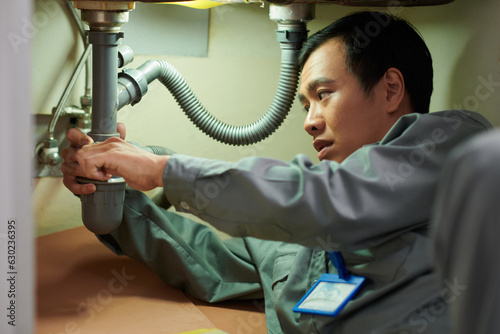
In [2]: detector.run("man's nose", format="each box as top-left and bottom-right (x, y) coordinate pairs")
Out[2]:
(304, 107), (325, 136)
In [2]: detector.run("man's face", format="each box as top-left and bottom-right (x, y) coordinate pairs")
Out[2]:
(299, 38), (390, 163)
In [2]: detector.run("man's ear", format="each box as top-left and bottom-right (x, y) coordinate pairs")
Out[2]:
(384, 67), (405, 114)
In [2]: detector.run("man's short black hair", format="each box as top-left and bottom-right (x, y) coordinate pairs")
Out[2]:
(298, 11), (433, 114)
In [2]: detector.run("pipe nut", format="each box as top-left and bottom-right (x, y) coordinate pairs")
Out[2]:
(81, 10), (130, 32)
(269, 3), (315, 23)
(80, 95), (92, 108)
(39, 139), (61, 166)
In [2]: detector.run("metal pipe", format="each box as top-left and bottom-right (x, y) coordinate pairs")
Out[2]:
(48, 43), (92, 140)
(63, 0), (91, 96)
(40, 0), (92, 167)
(65, 0), (86, 42)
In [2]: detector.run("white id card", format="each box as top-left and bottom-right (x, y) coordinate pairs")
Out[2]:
(293, 273), (365, 317)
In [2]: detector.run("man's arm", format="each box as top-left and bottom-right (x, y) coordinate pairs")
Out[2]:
(161, 111), (492, 251)
(99, 189), (265, 303)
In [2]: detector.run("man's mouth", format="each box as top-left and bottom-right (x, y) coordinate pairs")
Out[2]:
(313, 140), (333, 160)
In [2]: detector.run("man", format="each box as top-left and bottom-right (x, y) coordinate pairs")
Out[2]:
(62, 11), (491, 333)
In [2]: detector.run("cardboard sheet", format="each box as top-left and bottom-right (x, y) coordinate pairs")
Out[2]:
(36, 226), (266, 333)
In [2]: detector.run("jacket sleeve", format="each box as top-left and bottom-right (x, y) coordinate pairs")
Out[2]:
(98, 189), (264, 303)
(163, 111), (491, 251)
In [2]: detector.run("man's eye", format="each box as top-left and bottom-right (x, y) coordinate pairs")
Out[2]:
(303, 105), (310, 113)
(318, 91), (331, 100)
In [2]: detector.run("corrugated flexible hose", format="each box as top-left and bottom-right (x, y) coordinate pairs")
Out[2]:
(134, 58), (300, 146)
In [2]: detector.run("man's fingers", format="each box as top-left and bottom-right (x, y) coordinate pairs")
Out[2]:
(61, 145), (79, 163)
(66, 128), (94, 147)
(61, 151), (110, 182)
(62, 174), (96, 195)
(117, 123), (126, 140)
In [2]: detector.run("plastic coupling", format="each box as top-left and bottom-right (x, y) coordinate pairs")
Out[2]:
(78, 176), (126, 235)
(118, 68), (149, 108)
(276, 28), (308, 45)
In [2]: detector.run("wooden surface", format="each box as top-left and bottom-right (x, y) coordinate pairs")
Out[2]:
(36, 226), (267, 334)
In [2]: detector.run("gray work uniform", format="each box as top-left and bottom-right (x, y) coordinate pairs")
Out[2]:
(98, 110), (491, 334)
(433, 130), (500, 334)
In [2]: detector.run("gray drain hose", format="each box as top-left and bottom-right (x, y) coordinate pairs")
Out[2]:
(118, 58), (300, 146)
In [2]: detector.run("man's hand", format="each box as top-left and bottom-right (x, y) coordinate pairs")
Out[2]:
(61, 126), (169, 195)
(61, 128), (96, 195)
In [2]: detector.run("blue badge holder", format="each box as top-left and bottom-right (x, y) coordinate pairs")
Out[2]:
(293, 273), (365, 317)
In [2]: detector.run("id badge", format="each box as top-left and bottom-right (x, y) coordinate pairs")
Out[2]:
(293, 273), (365, 317)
